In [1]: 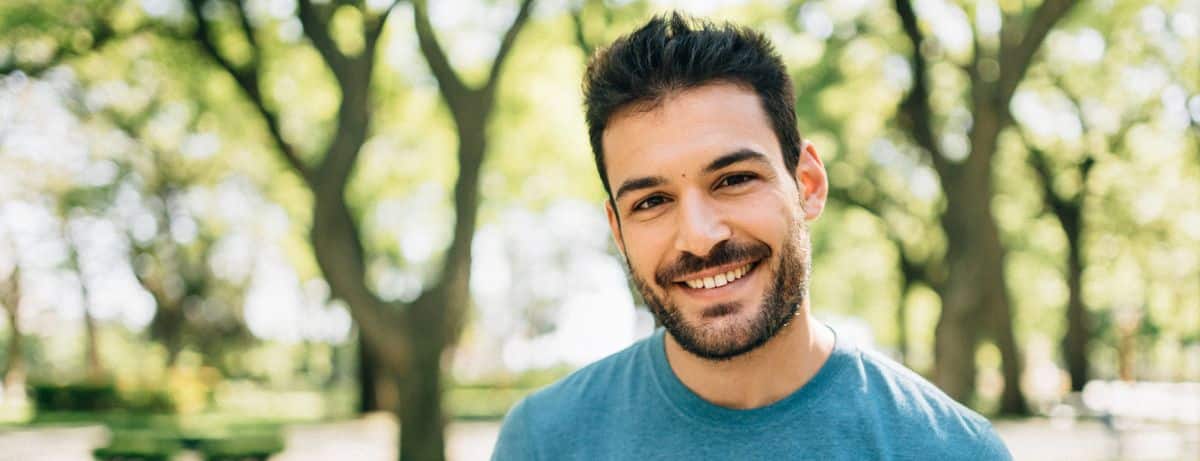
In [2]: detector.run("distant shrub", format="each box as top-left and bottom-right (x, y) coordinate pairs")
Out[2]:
(121, 388), (176, 414)
(93, 430), (182, 461)
(31, 382), (175, 414)
(31, 382), (119, 412)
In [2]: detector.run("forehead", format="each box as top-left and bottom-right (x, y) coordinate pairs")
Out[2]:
(601, 82), (783, 186)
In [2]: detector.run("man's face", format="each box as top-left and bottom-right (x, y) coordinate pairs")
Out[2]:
(602, 82), (828, 361)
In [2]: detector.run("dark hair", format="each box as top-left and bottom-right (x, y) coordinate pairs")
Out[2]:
(583, 12), (801, 201)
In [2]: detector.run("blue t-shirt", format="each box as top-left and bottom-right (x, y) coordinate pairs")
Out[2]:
(492, 327), (1011, 460)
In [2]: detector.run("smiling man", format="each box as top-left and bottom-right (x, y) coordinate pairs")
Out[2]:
(491, 13), (1011, 460)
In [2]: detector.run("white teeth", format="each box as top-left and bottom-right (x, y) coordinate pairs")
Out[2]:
(682, 263), (754, 290)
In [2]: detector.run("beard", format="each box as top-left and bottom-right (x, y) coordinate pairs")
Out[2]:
(628, 222), (811, 361)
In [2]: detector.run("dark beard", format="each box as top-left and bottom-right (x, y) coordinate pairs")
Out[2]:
(629, 225), (810, 361)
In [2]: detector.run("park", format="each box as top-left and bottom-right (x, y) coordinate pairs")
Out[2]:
(0, 0), (1198, 459)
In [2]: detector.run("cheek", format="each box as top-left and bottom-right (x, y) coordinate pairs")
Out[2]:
(720, 193), (796, 241)
(623, 229), (671, 277)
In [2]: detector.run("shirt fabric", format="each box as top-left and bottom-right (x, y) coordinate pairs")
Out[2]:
(491, 327), (1012, 460)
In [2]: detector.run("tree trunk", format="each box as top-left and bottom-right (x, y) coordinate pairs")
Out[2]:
(1058, 198), (1089, 391)
(894, 0), (1072, 414)
(359, 333), (400, 413)
(81, 302), (103, 381)
(2, 269), (22, 397)
(392, 104), (487, 461)
(1063, 233), (1088, 390)
(933, 146), (1028, 413)
(983, 234), (1028, 415)
(398, 301), (449, 461)
(928, 79), (1029, 413)
(359, 334), (380, 413)
(1030, 147), (1092, 393)
(896, 281), (911, 365)
(64, 221), (104, 380)
(896, 251), (932, 368)
(2, 305), (21, 397)
(932, 170), (984, 403)
(1118, 320), (1136, 381)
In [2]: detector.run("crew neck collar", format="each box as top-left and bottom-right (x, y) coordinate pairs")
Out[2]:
(643, 324), (854, 430)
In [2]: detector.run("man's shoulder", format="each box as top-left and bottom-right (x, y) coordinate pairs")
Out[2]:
(843, 344), (1011, 459)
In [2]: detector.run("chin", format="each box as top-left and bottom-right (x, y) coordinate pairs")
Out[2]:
(672, 303), (780, 361)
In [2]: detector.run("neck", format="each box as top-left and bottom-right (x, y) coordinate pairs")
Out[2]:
(663, 300), (835, 409)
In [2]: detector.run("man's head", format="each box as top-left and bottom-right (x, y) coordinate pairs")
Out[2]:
(584, 13), (803, 201)
(583, 13), (828, 361)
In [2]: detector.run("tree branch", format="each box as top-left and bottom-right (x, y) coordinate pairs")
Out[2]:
(411, 0), (468, 107)
(1027, 145), (1071, 218)
(232, 0), (259, 56)
(311, 194), (412, 372)
(569, 3), (595, 58)
(893, 0), (954, 179)
(827, 178), (937, 287)
(998, 0), (1076, 106)
(297, 0), (348, 81)
(483, 0), (537, 94)
(364, 1), (400, 50)
(187, 0), (313, 183)
(0, 19), (168, 77)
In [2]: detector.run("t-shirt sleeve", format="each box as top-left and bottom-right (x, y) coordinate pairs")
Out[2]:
(973, 421), (1013, 461)
(491, 398), (537, 461)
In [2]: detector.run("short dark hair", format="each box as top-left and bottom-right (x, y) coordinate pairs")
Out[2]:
(583, 12), (802, 201)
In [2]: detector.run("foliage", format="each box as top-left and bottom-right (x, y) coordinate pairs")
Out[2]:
(30, 382), (175, 415)
(0, 1), (1197, 454)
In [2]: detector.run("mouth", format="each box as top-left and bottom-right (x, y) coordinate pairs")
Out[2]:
(674, 260), (761, 291)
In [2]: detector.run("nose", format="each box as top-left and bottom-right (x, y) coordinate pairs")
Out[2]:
(674, 191), (731, 258)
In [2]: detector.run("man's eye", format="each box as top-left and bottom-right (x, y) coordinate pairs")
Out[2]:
(718, 173), (756, 188)
(634, 195), (668, 211)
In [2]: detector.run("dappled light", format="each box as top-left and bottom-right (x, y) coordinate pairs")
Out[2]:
(1, 0), (1198, 460)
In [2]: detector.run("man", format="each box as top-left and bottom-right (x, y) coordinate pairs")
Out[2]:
(492, 13), (1011, 460)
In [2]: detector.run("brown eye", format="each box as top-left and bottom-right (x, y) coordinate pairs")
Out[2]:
(634, 195), (669, 211)
(718, 173), (756, 188)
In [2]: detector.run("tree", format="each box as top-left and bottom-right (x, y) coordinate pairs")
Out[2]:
(2, 0), (536, 457)
(827, 177), (941, 365)
(182, 0), (536, 456)
(1019, 2), (1197, 388)
(891, 0), (1078, 413)
(397, 2), (535, 456)
(58, 205), (106, 381)
(0, 241), (24, 399)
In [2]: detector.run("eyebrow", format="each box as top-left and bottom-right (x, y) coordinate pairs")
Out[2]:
(614, 175), (667, 203)
(703, 148), (771, 173)
(613, 148), (772, 203)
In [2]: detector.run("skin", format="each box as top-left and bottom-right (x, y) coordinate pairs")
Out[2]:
(602, 82), (835, 409)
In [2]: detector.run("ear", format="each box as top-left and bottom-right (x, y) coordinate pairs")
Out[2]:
(793, 140), (828, 221)
(605, 199), (627, 259)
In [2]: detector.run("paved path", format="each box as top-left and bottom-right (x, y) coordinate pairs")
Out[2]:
(1, 416), (1195, 460)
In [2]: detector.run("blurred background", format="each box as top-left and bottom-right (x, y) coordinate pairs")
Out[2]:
(0, 0), (1197, 460)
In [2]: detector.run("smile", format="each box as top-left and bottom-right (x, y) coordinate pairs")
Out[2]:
(680, 261), (758, 289)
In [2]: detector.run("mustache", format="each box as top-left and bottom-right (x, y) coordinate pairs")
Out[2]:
(654, 240), (771, 286)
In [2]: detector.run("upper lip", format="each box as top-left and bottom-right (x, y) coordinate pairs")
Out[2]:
(671, 259), (759, 283)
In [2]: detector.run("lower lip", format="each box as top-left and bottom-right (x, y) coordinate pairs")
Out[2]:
(674, 262), (759, 300)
